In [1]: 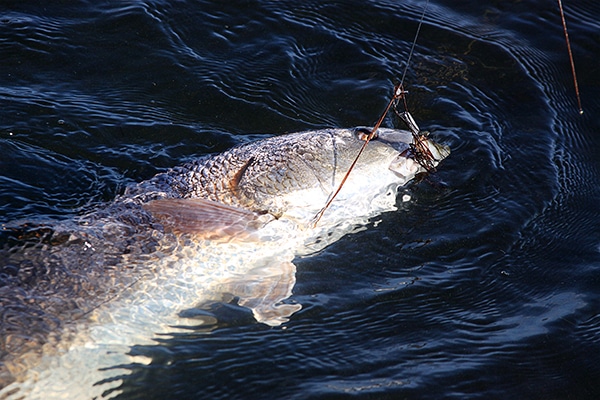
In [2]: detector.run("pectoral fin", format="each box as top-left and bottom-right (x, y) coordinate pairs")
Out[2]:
(144, 198), (273, 241)
(222, 261), (302, 326)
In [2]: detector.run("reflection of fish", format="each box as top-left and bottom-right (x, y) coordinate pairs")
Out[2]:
(0, 127), (448, 399)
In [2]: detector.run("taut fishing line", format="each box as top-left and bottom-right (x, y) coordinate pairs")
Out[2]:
(312, 0), (430, 226)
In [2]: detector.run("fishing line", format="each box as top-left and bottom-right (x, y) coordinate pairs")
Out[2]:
(399, 0), (429, 90)
(312, 1), (430, 227)
(557, 0), (583, 114)
(372, 0), (430, 140)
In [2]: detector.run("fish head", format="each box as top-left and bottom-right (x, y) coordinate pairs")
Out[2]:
(326, 126), (450, 188)
(250, 127), (449, 224)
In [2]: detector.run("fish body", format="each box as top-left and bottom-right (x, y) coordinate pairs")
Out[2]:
(0, 127), (449, 399)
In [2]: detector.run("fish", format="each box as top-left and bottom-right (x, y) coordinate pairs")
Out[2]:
(0, 126), (449, 399)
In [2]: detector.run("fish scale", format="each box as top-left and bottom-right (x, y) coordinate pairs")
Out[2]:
(0, 127), (448, 399)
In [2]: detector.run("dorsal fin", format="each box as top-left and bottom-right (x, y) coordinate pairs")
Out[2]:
(228, 156), (255, 196)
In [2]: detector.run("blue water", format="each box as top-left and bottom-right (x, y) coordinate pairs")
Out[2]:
(1, 0), (599, 398)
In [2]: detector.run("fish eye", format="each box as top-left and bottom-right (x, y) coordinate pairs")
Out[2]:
(355, 127), (377, 141)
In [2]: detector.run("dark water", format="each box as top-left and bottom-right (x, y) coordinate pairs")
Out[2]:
(1, 0), (599, 398)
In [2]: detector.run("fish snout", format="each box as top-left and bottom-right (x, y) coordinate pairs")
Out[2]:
(389, 135), (450, 179)
(424, 137), (451, 163)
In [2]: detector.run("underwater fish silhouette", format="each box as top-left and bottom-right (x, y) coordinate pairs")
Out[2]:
(0, 127), (448, 399)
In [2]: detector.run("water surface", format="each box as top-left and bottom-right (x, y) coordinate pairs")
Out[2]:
(1, 0), (599, 398)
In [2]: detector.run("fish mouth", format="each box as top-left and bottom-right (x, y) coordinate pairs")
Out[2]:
(422, 136), (451, 162)
(389, 135), (450, 179)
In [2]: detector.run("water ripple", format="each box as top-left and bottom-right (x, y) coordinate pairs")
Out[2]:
(0, 0), (599, 398)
